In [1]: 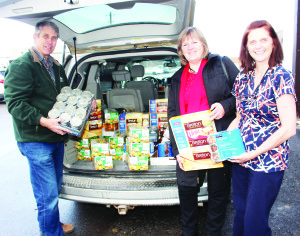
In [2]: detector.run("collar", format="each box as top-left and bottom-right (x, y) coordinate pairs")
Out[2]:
(30, 47), (60, 66)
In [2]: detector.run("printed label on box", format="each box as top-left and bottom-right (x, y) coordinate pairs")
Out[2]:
(207, 129), (246, 162)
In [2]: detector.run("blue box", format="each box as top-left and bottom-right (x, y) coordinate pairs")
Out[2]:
(207, 129), (246, 162)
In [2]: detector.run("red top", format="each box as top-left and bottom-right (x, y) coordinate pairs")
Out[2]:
(180, 60), (209, 115)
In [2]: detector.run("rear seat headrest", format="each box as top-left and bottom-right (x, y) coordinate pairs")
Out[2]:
(112, 70), (131, 82)
(131, 65), (144, 78)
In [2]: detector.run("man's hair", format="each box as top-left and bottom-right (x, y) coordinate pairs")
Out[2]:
(34, 21), (59, 38)
(177, 27), (209, 66)
(239, 20), (283, 73)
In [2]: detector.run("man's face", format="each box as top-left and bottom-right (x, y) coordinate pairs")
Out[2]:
(33, 26), (58, 59)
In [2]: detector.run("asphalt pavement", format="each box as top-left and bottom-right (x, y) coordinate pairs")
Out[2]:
(0, 102), (299, 236)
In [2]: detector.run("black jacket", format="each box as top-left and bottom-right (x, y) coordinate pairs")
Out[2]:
(167, 53), (239, 186)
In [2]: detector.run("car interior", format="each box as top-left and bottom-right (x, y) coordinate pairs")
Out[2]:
(69, 53), (182, 113)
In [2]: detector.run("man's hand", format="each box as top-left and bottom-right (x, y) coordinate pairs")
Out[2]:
(40, 117), (72, 135)
(209, 102), (225, 121)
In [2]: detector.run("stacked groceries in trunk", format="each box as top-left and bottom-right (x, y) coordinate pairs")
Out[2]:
(56, 87), (174, 171)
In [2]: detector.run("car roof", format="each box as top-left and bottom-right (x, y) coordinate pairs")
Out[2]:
(0, 0), (195, 53)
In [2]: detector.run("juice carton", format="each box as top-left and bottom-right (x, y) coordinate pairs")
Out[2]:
(169, 110), (223, 171)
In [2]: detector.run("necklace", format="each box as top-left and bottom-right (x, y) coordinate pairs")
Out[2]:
(189, 66), (197, 74)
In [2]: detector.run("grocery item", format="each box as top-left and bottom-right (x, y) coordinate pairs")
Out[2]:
(104, 109), (119, 131)
(48, 108), (60, 119)
(207, 128), (246, 162)
(128, 156), (148, 171)
(94, 156), (113, 170)
(169, 110), (223, 171)
(59, 112), (71, 124)
(77, 149), (91, 161)
(149, 99), (168, 113)
(125, 112), (143, 133)
(128, 126), (149, 143)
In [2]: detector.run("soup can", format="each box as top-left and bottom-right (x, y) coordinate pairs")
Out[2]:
(158, 142), (171, 157)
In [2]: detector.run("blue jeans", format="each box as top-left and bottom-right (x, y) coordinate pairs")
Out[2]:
(17, 142), (64, 236)
(232, 163), (284, 236)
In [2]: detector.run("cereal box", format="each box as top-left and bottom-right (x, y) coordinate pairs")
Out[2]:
(77, 149), (92, 161)
(94, 156), (113, 170)
(207, 128), (246, 162)
(149, 99), (168, 113)
(128, 156), (148, 171)
(169, 110), (223, 171)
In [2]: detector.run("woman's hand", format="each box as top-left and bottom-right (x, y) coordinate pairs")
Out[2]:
(229, 151), (255, 164)
(209, 103), (225, 120)
(176, 154), (184, 170)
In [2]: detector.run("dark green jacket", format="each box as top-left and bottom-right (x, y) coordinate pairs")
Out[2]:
(4, 47), (69, 143)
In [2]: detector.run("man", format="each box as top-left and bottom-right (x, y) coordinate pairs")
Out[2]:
(4, 21), (74, 235)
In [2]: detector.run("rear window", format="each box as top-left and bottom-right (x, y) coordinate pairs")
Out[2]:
(54, 3), (176, 34)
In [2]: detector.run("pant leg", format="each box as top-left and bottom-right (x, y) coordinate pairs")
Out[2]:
(205, 161), (232, 236)
(17, 142), (64, 236)
(178, 184), (199, 236)
(232, 163), (249, 236)
(243, 168), (284, 236)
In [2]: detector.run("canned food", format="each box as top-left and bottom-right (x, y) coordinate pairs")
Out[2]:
(158, 142), (171, 157)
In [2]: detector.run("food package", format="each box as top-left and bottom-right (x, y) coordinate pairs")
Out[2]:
(125, 112), (143, 133)
(77, 149), (92, 161)
(207, 128), (246, 162)
(169, 110), (223, 171)
(142, 113), (149, 127)
(109, 136), (125, 160)
(48, 87), (94, 137)
(150, 113), (168, 128)
(149, 99), (168, 113)
(104, 109), (119, 131)
(75, 138), (90, 149)
(94, 156), (113, 170)
(128, 156), (148, 171)
(80, 129), (103, 139)
(91, 142), (110, 158)
(128, 126), (150, 143)
(127, 142), (150, 158)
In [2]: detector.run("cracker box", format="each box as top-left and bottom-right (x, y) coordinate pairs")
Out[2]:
(77, 149), (92, 161)
(128, 126), (150, 143)
(94, 156), (113, 170)
(149, 99), (168, 113)
(207, 128), (246, 162)
(142, 113), (149, 127)
(169, 110), (223, 171)
(150, 113), (168, 128)
(128, 156), (148, 171)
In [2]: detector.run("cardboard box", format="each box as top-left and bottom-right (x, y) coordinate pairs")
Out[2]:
(169, 110), (223, 171)
(149, 99), (168, 113)
(109, 137), (125, 160)
(125, 112), (143, 132)
(207, 128), (246, 162)
(77, 149), (92, 161)
(150, 157), (176, 165)
(127, 142), (150, 157)
(75, 138), (90, 149)
(150, 113), (168, 128)
(128, 126), (150, 143)
(94, 156), (113, 170)
(128, 156), (148, 171)
(91, 142), (110, 159)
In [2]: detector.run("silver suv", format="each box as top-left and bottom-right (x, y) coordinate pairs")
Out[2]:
(0, 0), (208, 214)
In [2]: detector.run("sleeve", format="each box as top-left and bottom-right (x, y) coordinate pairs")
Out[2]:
(219, 56), (239, 117)
(272, 67), (297, 101)
(4, 60), (42, 126)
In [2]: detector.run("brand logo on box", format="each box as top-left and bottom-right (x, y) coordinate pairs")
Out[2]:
(193, 152), (210, 160)
(184, 121), (204, 130)
(189, 138), (208, 147)
(173, 122), (181, 126)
